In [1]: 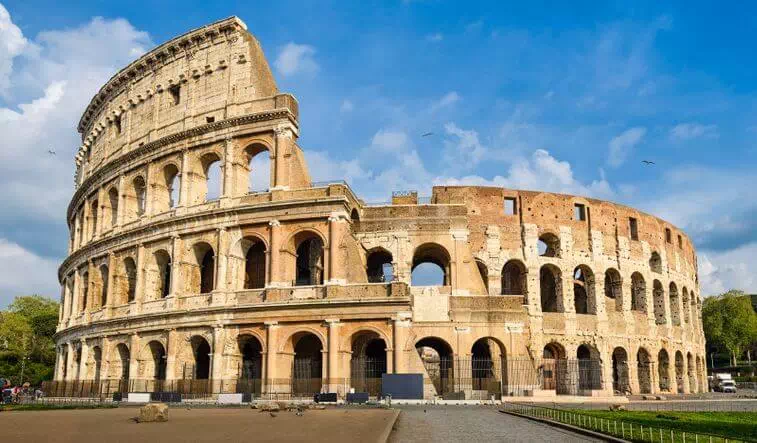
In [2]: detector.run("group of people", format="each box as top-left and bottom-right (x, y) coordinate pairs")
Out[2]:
(0, 379), (43, 404)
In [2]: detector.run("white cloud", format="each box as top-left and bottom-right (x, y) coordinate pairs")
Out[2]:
(429, 91), (460, 112)
(425, 33), (443, 42)
(443, 122), (487, 169)
(0, 3), (28, 98)
(340, 99), (354, 113)
(0, 238), (60, 307)
(371, 129), (410, 153)
(608, 127), (646, 167)
(698, 243), (757, 296)
(670, 123), (718, 141)
(274, 42), (318, 77)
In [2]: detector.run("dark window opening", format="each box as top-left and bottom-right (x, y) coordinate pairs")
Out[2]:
(678, 235), (682, 249)
(169, 85), (181, 105)
(504, 197), (517, 216)
(366, 249), (393, 283)
(629, 217), (639, 241)
(574, 203), (586, 221)
(295, 237), (324, 286)
(206, 116), (215, 124)
(244, 242), (266, 289)
(665, 228), (672, 243)
(200, 250), (215, 294)
(114, 114), (122, 135)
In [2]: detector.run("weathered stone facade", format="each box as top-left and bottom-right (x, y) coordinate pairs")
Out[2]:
(54, 17), (706, 399)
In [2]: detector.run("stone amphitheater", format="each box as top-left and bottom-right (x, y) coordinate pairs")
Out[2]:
(53, 16), (706, 400)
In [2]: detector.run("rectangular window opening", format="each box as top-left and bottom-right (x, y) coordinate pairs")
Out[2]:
(504, 197), (517, 216)
(114, 115), (122, 135)
(665, 228), (672, 243)
(678, 235), (683, 249)
(574, 203), (586, 221)
(629, 217), (639, 241)
(169, 85), (181, 105)
(206, 116), (215, 124)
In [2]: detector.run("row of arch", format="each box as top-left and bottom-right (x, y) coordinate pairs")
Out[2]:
(70, 143), (272, 252)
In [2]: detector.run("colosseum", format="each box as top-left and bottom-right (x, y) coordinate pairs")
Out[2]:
(52, 16), (706, 401)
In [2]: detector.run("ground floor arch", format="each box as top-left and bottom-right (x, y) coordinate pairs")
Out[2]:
(415, 336), (454, 396)
(471, 337), (506, 396)
(289, 332), (324, 396)
(637, 348), (653, 394)
(658, 349), (670, 391)
(612, 347), (630, 394)
(350, 330), (388, 395)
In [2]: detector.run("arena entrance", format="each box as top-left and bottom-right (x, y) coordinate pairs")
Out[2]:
(236, 335), (263, 396)
(291, 333), (323, 397)
(415, 337), (454, 397)
(349, 331), (387, 396)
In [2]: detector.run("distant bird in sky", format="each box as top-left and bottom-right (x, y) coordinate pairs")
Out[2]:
(421, 132), (434, 137)
(642, 160), (655, 165)
(47, 148), (56, 155)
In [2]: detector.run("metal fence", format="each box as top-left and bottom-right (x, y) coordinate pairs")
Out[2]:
(502, 402), (749, 442)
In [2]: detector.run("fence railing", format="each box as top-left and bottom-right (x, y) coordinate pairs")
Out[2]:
(502, 402), (748, 443)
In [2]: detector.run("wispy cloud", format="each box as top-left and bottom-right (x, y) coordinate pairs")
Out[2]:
(425, 33), (443, 42)
(274, 42), (319, 77)
(429, 91), (460, 112)
(608, 127), (646, 167)
(669, 123), (719, 141)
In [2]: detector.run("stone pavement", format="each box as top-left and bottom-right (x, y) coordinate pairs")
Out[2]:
(388, 405), (603, 442)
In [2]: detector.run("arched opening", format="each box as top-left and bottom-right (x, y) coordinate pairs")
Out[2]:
(99, 265), (109, 307)
(471, 337), (505, 396)
(612, 347), (630, 394)
(653, 280), (665, 325)
(201, 153), (222, 202)
(649, 251), (662, 273)
(577, 344), (602, 391)
(90, 200), (98, 240)
(637, 348), (652, 394)
(415, 337), (454, 396)
(114, 343), (130, 381)
(146, 341), (167, 381)
(541, 342), (565, 391)
(162, 164), (180, 211)
(295, 234), (324, 286)
(108, 187), (119, 228)
(604, 268), (622, 312)
(687, 352), (696, 393)
(366, 248), (393, 283)
(539, 264), (562, 312)
(411, 243), (451, 286)
(133, 176), (147, 216)
(476, 260), (489, 294)
(682, 287), (690, 324)
(291, 333), (323, 396)
(237, 335), (263, 395)
(350, 331), (387, 396)
(573, 265), (596, 314)
(192, 336), (211, 380)
(91, 347), (102, 382)
(245, 144), (271, 193)
(244, 241), (266, 289)
(658, 349), (670, 391)
(153, 250), (172, 299)
(501, 260), (527, 296)
(538, 233), (560, 257)
(669, 282), (681, 326)
(350, 208), (360, 222)
(631, 272), (647, 312)
(81, 272), (89, 312)
(123, 258), (137, 303)
(191, 243), (215, 294)
(675, 351), (684, 393)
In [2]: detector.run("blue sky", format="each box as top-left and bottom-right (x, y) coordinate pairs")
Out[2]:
(1, 1), (756, 305)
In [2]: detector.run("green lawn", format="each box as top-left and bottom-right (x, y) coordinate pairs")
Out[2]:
(569, 410), (757, 442)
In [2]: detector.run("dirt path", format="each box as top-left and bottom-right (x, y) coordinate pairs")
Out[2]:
(2, 407), (397, 443)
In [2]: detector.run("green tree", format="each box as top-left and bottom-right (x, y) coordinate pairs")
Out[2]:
(702, 290), (757, 366)
(0, 295), (59, 385)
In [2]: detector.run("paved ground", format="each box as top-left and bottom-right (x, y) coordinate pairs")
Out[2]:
(2, 407), (397, 443)
(388, 405), (603, 442)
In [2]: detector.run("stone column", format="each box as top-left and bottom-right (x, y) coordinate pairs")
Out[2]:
(222, 136), (234, 199)
(65, 342), (75, 381)
(327, 213), (348, 284)
(326, 319), (341, 393)
(116, 175), (125, 229)
(168, 235), (182, 303)
(267, 220), (282, 286)
(272, 126), (292, 190)
(71, 269), (81, 324)
(104, 253), (115, 317)
(264, 321), (279, 393)
(164, 329), (177, 381)
(211, 325), (225, 393)
(179, 149), (190, 207)
(79, 339), (90, 381)
(128, 333), (140, 386)
(393, 315), (411, 373)
(133, 244), (145, 313)
(450, 229), (469, 294)
(215, 228), (227, 292)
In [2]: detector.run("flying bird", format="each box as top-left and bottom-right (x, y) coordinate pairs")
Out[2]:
(421, 132), (434, 137)
(641, 160), (655, 165)
(47, 148), (56, 155)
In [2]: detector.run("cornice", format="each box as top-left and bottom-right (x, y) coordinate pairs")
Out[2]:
(77, 16), (247, 135)
(68, 108), (296, 220)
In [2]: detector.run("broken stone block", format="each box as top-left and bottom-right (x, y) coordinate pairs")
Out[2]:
(138, 402), (169, 422)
